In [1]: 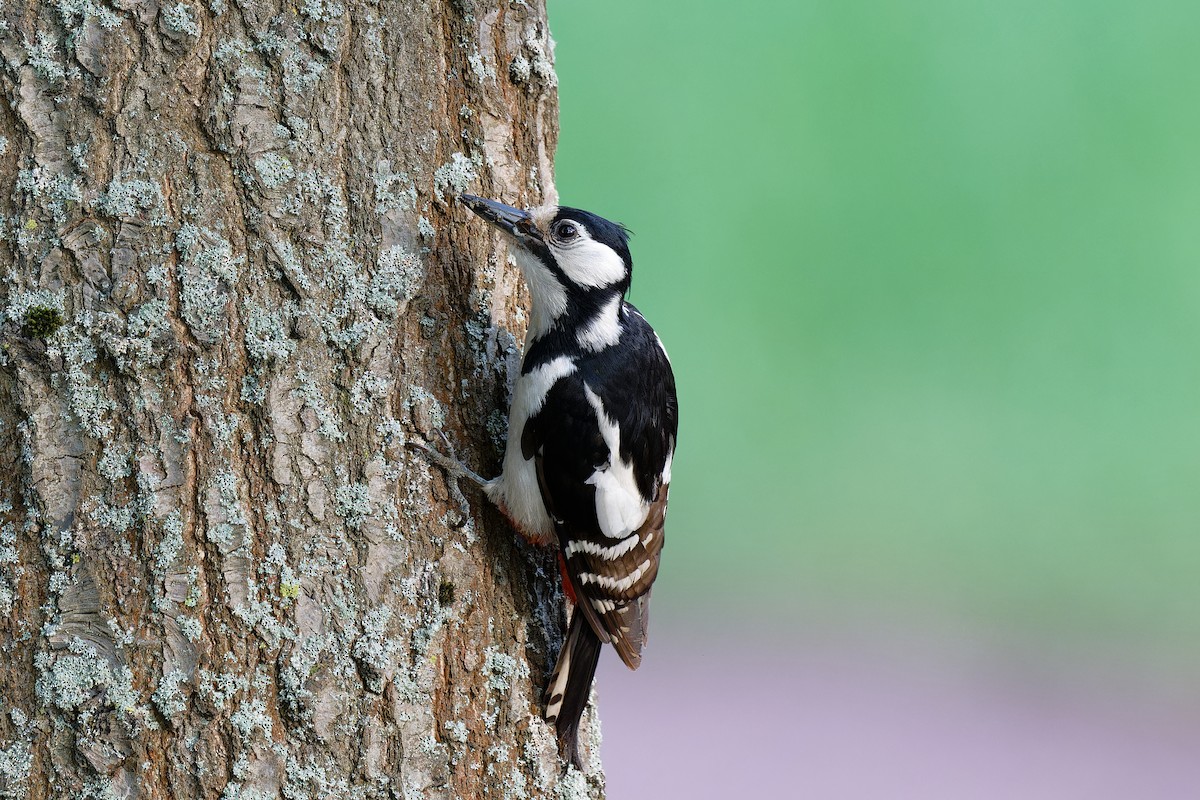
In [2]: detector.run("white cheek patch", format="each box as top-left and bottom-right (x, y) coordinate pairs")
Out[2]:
(553, 237), (627, 288)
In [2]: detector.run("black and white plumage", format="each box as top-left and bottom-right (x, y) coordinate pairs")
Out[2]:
(435, 194), (678, 766)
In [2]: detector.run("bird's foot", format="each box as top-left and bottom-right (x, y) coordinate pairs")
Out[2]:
(409, 433), (494, 528)
(408, 432), (490, 490)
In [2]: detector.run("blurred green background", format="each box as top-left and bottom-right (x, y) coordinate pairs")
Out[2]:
(549, 0), (1200, 652)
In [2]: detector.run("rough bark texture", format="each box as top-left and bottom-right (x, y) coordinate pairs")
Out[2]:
(0, 0), (603, 797)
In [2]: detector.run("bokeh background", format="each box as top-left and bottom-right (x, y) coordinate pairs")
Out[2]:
(548, 1), (1200, 796)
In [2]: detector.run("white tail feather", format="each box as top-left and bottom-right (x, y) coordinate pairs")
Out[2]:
(543, 622), (577, 724)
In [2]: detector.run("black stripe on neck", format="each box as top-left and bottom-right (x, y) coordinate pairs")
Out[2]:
(523, 289), (623, 374)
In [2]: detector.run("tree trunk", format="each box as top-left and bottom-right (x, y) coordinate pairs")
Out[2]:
(0, 1), (603, 797)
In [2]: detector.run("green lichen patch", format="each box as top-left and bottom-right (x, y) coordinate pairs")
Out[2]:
(21, 306), (63, 339)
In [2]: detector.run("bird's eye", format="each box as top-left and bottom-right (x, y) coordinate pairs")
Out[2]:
(555, 221), (579, 241)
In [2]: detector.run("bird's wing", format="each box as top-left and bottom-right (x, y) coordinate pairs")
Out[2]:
(522, 326), (676, 669)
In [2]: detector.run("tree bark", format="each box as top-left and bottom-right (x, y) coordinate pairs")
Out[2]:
(0, 0), (603, 797)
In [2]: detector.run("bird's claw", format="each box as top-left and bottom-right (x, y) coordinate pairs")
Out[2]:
(408, 435), (489, 489)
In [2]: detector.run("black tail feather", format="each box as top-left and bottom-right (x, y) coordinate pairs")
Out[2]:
(544, 611), (602, 768)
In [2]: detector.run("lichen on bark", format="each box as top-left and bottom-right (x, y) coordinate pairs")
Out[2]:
(0, 0), (602, 797)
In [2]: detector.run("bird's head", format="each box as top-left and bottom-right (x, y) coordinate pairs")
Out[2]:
(459, 194), (633, 325)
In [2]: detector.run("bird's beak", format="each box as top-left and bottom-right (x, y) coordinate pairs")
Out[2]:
(459, 194), (544, 245)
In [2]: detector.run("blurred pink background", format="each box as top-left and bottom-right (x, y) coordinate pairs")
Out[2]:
(597, 626), (1200, 798)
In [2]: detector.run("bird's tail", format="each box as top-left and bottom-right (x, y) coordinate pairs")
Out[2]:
(544, 609), (602, 768)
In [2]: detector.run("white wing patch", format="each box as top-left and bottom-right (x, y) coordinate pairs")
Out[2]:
(582, 384), (649, 540)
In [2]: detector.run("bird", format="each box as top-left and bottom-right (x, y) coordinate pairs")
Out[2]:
(417, 193), (678, 767)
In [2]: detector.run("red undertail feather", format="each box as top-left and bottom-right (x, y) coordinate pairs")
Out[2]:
(558, 552), (577, 604)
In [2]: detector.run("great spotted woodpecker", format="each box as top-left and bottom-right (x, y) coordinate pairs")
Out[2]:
(420, 194), (678, 767)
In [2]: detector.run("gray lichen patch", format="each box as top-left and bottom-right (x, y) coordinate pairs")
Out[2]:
(56, 325), (119, 438)
(523, 28), (558, 87)
(555, 767), (593, 800)
(229, 697), (273, 740)
(33, 641), (108, 711)
(418, 215), (436, 240)
(93, 301), (174, 371)
(267, 170), (423, 354)
(97, 442), (132, 481)
(178, 615), (201, 642)
(332, 481), (371, 528)
(5, 289), (66, 328)
(373, 161), (417, 214)
(348, 370), (388, 415)
(351, 605), (399, 694)
(175, 224), (243, 344)
(483, 645), (529, 694)
(405, 385), (447, 434)
(154, 512), (186, 574)
(34, 637), (154, 734)
(151, 666), (188, 724)
(0, 739), (32, 797)
(506, 26), (558, 92)
(292, 368), (346, 441)
(161, 2), (200, 37)
(95, 177), (169, 224)
(55, 0), (123, 31)
(242, 299), (296, 362)
(253, 153), (295, 189)
(509, 53), (532, 84)
(24, 31), (69, 83)
(0, 519), (20, 616)
(368, 246), (424, 318)
(467, 50), (496, 85)
(197, 669), (249, 713)
(433, 153), (479, 201)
